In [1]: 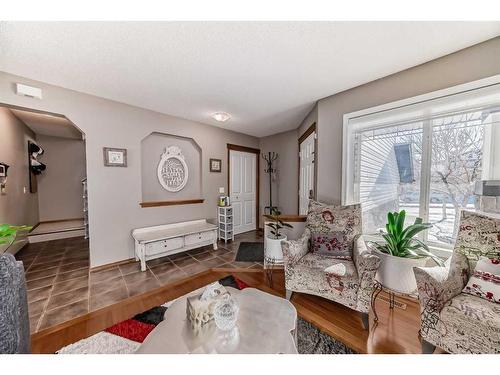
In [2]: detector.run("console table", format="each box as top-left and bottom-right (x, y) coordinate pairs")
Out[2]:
(132, 219), (218, 271)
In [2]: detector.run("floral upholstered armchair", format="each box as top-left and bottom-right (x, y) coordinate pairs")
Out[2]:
(281, 201), (380, 329)
(414, 210), (500, 354)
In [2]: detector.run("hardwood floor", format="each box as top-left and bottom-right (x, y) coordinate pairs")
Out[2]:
(30, 268), (429, 354)
(235, 271), (424, 354)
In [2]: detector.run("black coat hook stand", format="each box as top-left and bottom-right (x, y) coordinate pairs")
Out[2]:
(262, 151), (278, 214)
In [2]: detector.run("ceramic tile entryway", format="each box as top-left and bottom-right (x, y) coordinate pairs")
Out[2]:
(15, 231), (263, 333)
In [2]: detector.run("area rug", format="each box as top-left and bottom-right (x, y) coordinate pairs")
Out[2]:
(235, 242), (264, 262)
(57, 275), (356, 354)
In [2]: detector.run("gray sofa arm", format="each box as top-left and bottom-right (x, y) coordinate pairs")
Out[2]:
(281, 228), (311, 266)
(413, 252), (469, 314)
(353, 236), (381, 312)
(0, 254), (30, 354)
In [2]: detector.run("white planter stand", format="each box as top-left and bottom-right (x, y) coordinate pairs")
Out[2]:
(265, 235), (287, 263)
(373, 248), (428, 295)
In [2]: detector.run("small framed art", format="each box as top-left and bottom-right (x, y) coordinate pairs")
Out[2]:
(103, 147), (127, 167)
(209, 158), (222, 173)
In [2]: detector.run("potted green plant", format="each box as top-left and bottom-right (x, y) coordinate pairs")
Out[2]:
(265, 208), (293, 261)
(369, 210), (444, 294)
(0, 224), (31, 253)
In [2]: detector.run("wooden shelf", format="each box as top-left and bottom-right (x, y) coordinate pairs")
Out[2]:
(140, 199), (204, 208)
(263, 214), (307, 222)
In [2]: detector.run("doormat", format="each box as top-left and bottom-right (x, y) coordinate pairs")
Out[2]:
(235, 242), (264, 262)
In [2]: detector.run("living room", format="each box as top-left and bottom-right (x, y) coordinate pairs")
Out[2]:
(1, 1), (499, 373)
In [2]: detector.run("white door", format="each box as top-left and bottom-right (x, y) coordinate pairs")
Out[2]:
(230, 150), (257, 234)
(299, 132), (315, 215)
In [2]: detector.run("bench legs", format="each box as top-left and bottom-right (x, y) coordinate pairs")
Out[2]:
(213, 232), (218, 250)
(139, 245), (147, 272)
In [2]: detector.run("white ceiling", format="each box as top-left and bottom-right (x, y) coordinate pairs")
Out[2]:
(1, 22), (499, 137)
(10, 108), (84, 139)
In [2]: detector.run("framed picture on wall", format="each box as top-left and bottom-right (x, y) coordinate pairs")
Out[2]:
(103, 147), (127, 167)
(209, 158), (222, 173)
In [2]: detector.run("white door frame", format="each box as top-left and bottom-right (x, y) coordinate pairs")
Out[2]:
(298, 123), (317, 214)
(227, 144), (260, 233)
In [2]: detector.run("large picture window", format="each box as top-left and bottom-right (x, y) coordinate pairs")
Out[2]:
(343, 80), (500, 251)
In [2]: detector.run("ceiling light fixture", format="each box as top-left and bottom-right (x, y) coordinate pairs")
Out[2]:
(211, 112), (231, 123)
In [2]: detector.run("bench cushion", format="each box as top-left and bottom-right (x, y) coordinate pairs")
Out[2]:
(133, 222), (217, 243)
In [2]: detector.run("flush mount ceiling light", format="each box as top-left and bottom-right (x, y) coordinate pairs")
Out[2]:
(211, 112), (231, 123)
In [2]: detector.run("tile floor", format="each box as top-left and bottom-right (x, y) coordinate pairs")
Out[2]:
(15, 231), (263, 333)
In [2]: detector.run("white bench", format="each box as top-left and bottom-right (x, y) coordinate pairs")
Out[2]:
(132, 219), (218, 271)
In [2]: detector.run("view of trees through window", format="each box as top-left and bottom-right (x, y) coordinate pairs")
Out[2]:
(356, 110), (486, 247)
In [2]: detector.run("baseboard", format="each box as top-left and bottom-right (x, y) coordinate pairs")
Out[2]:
(90, 258), (136, 272)
(39, 217), (84, 224)
(1, 238), (28, 256)
(28, 229), (85, 243)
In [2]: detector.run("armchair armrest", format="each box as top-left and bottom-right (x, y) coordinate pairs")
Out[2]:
(281, 228), (311, 266)
(413, 252), (469, 314)
(353, 236), (381, 312)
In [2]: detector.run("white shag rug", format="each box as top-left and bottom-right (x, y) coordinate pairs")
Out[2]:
(57, 295), (189, 354)
(57, 332), (140, 354)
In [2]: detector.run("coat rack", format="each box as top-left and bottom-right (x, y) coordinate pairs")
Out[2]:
(262, 151), (278, 214)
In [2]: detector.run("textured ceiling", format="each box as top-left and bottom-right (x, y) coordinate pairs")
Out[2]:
(1, 22), (499, 137)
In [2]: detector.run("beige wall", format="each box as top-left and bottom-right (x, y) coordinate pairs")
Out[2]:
(315, 36), (500, 204)
(258, 106), (318, 220)
(36, 134), (87, 222)
(259, 129), (298, 222)
(0, 71), (259, 267)
(0, 107), (39, 227)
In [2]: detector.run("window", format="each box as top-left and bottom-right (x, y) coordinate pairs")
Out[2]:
(343, 80), (500, 251)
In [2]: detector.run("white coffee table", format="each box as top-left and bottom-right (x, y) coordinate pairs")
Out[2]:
(136, 287), (298, 354)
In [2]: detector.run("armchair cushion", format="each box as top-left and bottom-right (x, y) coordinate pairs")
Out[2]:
(454, 210), (500, 271)
(311, 231), (352, 259)
(285, 254), (359, 310)
(298, 253), (357, 277)
(306, 201), (362, 260)
(463, 256), (500, 304)
(429, 293), (500, 353)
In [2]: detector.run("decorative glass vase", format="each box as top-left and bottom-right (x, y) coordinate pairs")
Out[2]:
(214, 294), (239, 331)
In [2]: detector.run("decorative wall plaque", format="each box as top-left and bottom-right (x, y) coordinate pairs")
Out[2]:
(157, 146), (189, 192)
